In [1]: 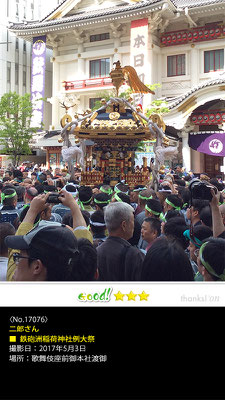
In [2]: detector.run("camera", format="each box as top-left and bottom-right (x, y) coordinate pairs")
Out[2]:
(37, 172), (47, 183)
(47, 193), (62, 204)
(189, 179), (217, 202)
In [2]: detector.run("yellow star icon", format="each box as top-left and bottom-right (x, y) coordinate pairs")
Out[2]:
(114, 291), (125, 301)
(138, 291), (149, 301)
(127, 291), (137, 301)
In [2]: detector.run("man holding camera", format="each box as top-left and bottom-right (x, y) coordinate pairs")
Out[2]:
(210, 188), (225, 239)
(6, 190), (93, 281)
(186, 199), (209, 227)
(187, 178), (224, 236)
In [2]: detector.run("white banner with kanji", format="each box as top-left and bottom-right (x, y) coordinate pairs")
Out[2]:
(130, 18), (149, 105)
(130, 19), (148, 83)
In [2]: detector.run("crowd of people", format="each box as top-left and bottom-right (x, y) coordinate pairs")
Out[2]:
(0, 162), (225, 282)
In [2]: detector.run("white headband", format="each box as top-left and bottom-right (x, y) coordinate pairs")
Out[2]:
(90, 220), (106, 227)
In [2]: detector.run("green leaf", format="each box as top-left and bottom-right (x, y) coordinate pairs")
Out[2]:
(0, 91), (38, 165)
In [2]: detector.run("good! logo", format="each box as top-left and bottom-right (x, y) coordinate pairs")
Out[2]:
(78, 287), (112, 302)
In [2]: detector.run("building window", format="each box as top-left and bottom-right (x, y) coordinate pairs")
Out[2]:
(16, 38), (19, 50)
(7, 30), (9, 52)
(90, 33), (110, 42)
(23, 40), (26, 52)
(15, 63), (19, 85)
(204, 49), (224, 73)
(7, 62), (11, 83)
(16, 0), (19, 17)
(89, 98), (101, 109)
(90, 58), (110, 78)
(31, 0), (34, 19)
(167, 54), (185, 77)
(23, 67), (26, 87)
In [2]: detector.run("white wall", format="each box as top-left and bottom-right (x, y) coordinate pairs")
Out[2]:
(60, 60), (79, 82)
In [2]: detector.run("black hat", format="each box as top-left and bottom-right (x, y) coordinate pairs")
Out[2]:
(5, 220), (78, 257)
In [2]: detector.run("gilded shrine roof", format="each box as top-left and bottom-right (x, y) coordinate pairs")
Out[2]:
(74, 102), (154, 140)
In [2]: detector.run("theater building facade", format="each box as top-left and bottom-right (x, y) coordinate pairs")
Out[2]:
(9, 0), (225, 176)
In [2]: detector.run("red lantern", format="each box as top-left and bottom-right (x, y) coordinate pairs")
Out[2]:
(172, 34), (177, 43)
(204, 30), (209, 38)
(188, 32), (193, 41)
(177, 33), (182, 41)
(199, 30), (204, 39)
(209, 29), (215, 37)
(191, 115), (197, 124)
(215, 113), (222, 123)
(203, 114), (209, 124)
(197, 115), (203, 124)
(167, 35), (172, 43)
(182, 32), (187, 41)
(193, 31), (199, 40)
(209, 113), (215, 123)
(215, 27), (221, 37)
(222, 113), (225, 122)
